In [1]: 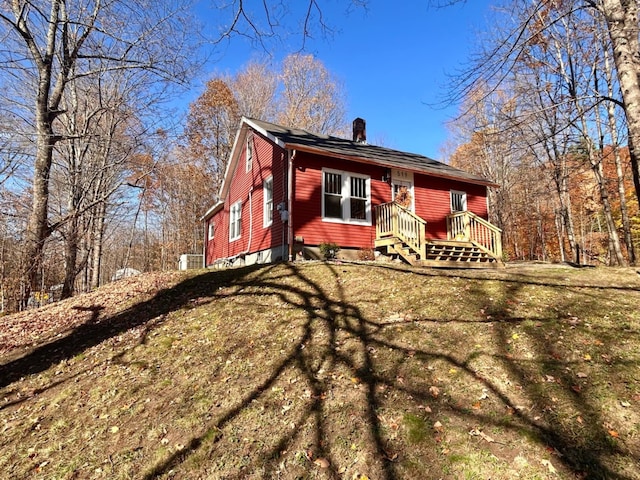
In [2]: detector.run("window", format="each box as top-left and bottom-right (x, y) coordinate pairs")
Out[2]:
(450, 190), (467, 212)
(263, 176), (273, 227)
(245, 136), (253, 172)
(350, 176), (367, 220)
(322, 169), (371, 223)
(324, 171), (343, 219)
(229, 200), (242, 241)
(208, 222), (214, 240)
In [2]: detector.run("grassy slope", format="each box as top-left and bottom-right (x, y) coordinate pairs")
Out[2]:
(1, 262), (639, 480)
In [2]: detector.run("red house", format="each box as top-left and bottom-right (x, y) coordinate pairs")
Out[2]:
(202, 117), (503, 268)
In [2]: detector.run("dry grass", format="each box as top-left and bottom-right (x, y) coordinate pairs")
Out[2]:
(1, 261), (639, 479)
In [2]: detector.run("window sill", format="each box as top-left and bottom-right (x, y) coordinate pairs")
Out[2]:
(321, 217), (371, 226)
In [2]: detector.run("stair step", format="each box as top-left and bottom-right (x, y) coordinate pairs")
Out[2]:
(378, 236), (501, 268)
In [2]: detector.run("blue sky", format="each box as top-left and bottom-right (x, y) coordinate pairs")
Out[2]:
(192, 1), (494, 160)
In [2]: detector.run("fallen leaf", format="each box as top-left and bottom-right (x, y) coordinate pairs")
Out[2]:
(576, 372), (588, 378)
(583, 354), (592, 361)
(472, 401), (482, 410)
(620, 401), (631, 408)
(541, 459), (557, 474)
(429, 386), (440, 398)
(109, 426), (119, 434)
(433, 421), (444, 432)
(608, 430), (620, 438)
(314, 457), (330, 469)
(469, 427), (495, 443)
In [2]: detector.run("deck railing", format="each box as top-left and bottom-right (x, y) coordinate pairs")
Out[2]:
(375, 201), (427, 259)
(447, 211), (503, 260)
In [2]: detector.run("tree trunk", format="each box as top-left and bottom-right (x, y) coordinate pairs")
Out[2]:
(21, 106), (56, 308)
(603, 50), (636, 263)
(61, 217), (79, 299)
(90, 201), (107, 290)
(600, 0), (640, 209)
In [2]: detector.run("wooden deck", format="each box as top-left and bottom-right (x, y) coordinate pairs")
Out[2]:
(374, 202), (504, 268)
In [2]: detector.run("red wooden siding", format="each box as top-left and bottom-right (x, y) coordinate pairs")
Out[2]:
(415, 175), (488, 240)
(205, 130), (287, 265)
(292, 152), (392, 249)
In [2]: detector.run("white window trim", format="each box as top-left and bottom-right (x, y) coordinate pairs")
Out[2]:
(263, 176), (273, 228)
(245, 136), (253, 172)
(208, 222), (214, 240)
(450, 190), (467, 213)
(229, 200), (242, 241)
(321, 168), (371, 225)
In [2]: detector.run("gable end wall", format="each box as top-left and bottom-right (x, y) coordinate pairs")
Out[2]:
(205, 130), (287, 265)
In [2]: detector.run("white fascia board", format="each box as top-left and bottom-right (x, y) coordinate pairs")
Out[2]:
(200, 200), (224, 221)
(217, 121), (246, 201)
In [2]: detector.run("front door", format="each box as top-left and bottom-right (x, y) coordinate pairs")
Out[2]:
(391, 170), (414, 211)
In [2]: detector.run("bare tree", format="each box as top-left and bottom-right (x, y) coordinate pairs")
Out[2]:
(449, 0), (640, 210)
(589, 0), (640, 210)
(278, 53), (347, 135)
(232, 61), (278, 121)
(0, 0), (197, 307)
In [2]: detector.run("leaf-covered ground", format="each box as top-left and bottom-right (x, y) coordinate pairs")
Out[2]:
(1, 261), (639, 479)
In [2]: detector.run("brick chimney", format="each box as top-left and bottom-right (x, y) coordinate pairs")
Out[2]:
(352, 117), (366, 143)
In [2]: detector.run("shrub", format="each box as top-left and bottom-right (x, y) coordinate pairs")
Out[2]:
(319, 242), (340, 260)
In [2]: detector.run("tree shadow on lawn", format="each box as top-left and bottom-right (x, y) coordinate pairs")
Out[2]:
(466, 279), (639, 479)
(0, 266), (265, 389)
(2, 262), (637, 479)
(140, 262), (637, 479)
(142, 261), (398, 479)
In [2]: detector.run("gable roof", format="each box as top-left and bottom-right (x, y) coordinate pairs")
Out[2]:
(245, 117), (498, 187)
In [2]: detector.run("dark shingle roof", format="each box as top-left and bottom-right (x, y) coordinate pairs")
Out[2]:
(247, 117), (496, 187)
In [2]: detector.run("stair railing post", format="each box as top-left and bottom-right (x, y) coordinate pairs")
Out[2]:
(464, 212), (471, 241)
(392, 202), (398, 239)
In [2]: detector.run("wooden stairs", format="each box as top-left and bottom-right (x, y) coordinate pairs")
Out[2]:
(374, 201), (504, 269)
(382, 238), (502, 268)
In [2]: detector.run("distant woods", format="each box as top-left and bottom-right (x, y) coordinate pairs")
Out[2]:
(446, 0), (640, 266)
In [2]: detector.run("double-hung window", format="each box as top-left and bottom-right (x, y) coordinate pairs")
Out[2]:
(450, 190), (467, 212)
(263, 176), (273, 227)
(208, 222), (215, 240)
(322, 169), (371, 224)
(229, 200), (242, 241)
